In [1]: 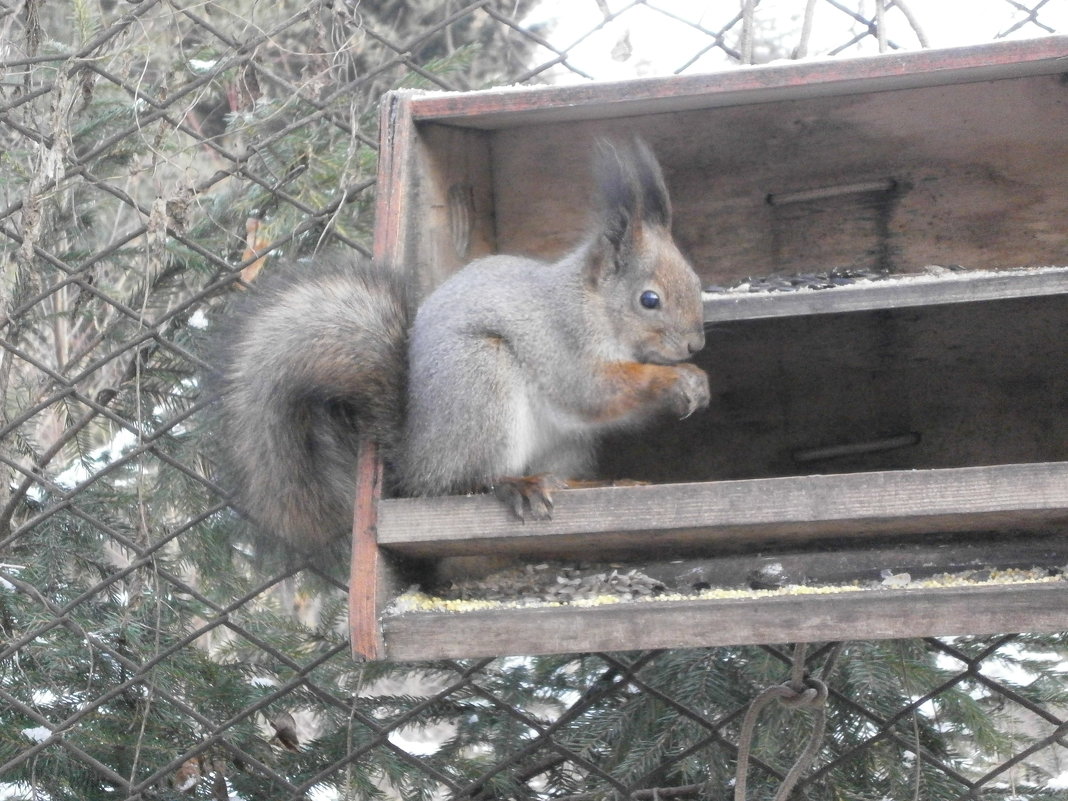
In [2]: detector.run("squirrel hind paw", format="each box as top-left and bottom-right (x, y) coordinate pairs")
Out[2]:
(490, 474), (566, 522)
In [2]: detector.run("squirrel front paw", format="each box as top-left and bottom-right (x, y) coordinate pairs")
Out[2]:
(491, 474), (567, 521)
(671, 364), (710, 420)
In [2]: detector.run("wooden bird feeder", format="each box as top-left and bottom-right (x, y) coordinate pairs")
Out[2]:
(351, 36), (1068, 661)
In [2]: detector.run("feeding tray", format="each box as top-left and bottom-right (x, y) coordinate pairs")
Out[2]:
(353, 36), (1068, 661)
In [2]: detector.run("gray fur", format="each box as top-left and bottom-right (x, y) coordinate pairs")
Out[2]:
(211, 140), (708, 554)
(403, 139), (705, 495)
(211, 263), (410, 554)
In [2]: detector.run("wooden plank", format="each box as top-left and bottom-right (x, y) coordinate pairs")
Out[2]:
(487, 74), (1068, 282)
(575, 535), (1068, 594)
(382, 581), (1068, 660)
(376, 462), (1068, 560)
(702, 268), (1068, 322)
(401, 37), (1068, 128)
(349, 439), (385, 661)
(603, 294), (1068, 489)
(372, 92), (417, 275)
(409, 124), (497, 292)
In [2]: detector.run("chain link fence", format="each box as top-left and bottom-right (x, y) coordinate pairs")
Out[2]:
(2, 1), (1068, 799)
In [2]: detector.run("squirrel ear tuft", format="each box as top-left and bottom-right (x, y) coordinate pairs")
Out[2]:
(594, 138), (672, 249)
(631, 138), (672, 228)
(594, 139), (636, 252)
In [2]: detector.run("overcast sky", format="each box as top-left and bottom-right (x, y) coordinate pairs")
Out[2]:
(521, 0), (1068, 82)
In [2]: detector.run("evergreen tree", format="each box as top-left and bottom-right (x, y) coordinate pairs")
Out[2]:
(2, 2), (1066, 800)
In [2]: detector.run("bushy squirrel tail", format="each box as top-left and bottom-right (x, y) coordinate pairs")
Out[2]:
(209, 260), (411, 557)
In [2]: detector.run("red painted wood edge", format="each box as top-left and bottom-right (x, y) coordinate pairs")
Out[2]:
(349, 438), (385, 661)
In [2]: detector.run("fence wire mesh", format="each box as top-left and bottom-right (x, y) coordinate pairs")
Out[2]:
(2, 1), (1068, 799)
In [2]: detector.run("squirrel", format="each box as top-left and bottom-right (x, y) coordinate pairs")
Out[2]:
(210, 139), (709, 557)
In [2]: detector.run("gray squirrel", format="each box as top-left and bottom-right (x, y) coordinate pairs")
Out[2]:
(211, 139), (709, 556)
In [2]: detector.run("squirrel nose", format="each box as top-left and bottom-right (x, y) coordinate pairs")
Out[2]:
(688, 327), (706, 355)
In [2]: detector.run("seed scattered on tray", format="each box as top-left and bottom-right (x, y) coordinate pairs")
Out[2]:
(704, 266), (893, 294)
(432, 562), (669, 605)
(388, 563), (1064, 616)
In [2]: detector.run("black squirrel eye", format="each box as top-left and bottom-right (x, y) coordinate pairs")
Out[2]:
(639, 290), (661, 310)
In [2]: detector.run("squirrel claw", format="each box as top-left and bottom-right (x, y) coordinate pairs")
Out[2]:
(491, 474), (565, 522)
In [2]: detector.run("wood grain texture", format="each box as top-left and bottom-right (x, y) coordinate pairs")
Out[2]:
(372, 93), (415, 274)
(620, 535), (1068, 592)
(377, 462), (1068, 560)
(602, 292), (1068, 488)
(400, 37), (1068, 129)
(368, 38), (1068, 660)
(488, 73), (1068, 283)
(379, 41), (1068, 287)
(382, 582), (1068, 660)
(349, 440), (385, 661)
(703, 268), (1068, 322)
(408, 124), (496, 294)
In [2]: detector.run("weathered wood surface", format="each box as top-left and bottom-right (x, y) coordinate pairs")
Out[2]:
(367, 38), (1068, 661)
(349, 440), (386, 661)
(382, 581), (1068, 660)
(602, 292), (1068, 490)
(405, 124), (497, 292)
(703, 268), (1068, 322)
(488, 73), (1068, 282)
(399, 37), (1068, 128)
(527, 535), (1068, 595)
(372, 92), (416, 272)
(376, 462), (1068, 560)
(377, 38), (1068, 287)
